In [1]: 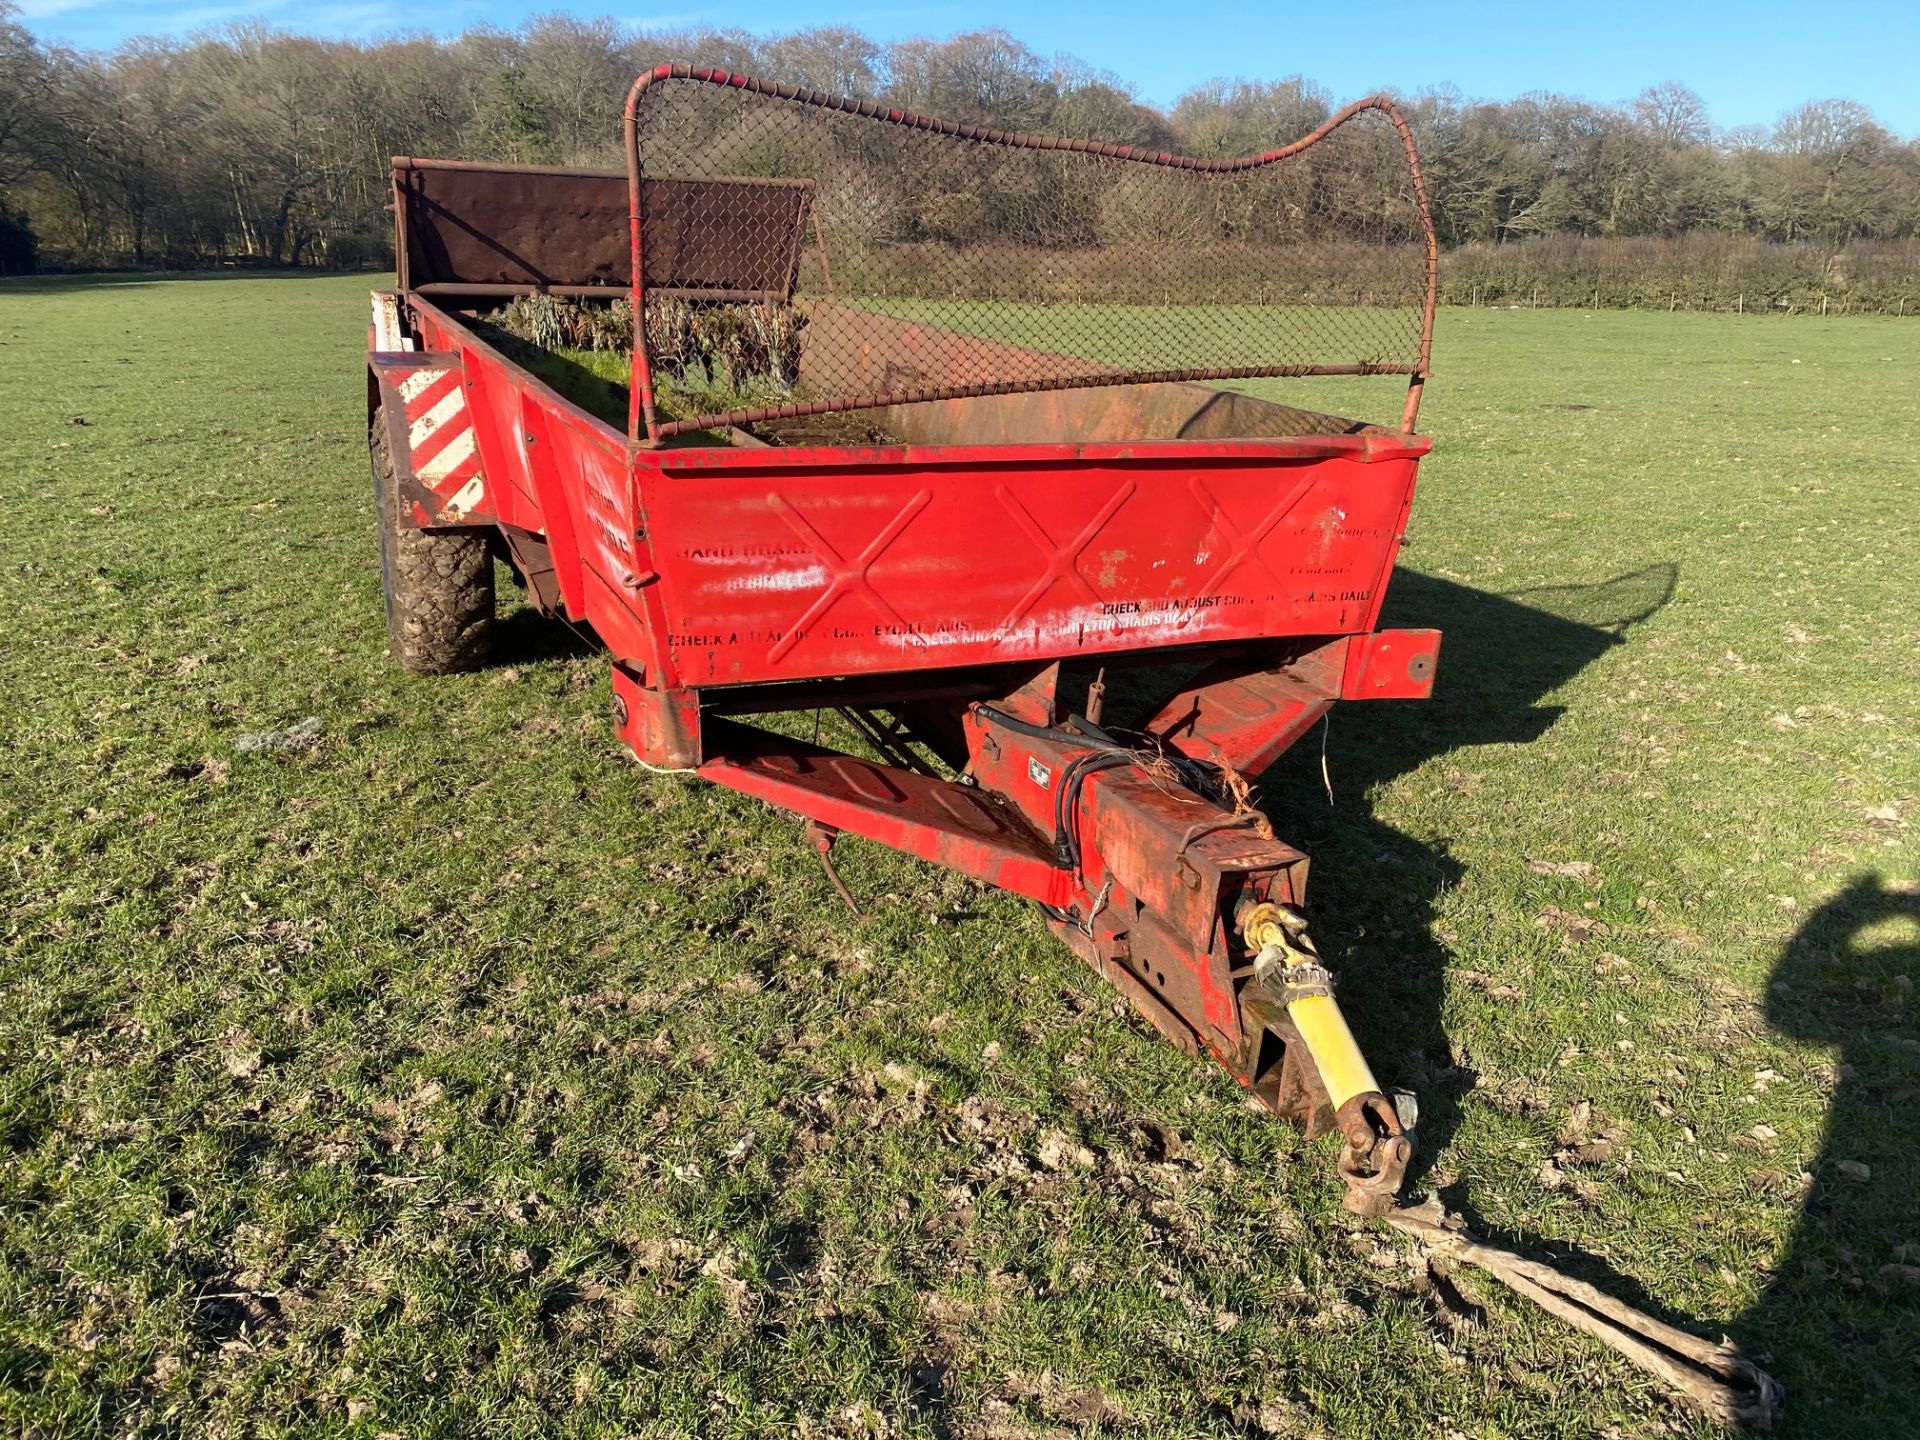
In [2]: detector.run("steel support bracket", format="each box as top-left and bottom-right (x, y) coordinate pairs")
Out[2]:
(1341, 628), (1441, 700)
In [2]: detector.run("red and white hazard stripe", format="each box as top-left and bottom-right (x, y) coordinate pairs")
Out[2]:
(397, 367), (486, 519)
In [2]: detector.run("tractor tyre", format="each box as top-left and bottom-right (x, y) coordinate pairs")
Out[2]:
(371, 407), (494, 674)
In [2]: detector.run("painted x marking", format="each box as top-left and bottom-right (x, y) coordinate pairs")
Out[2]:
(1180, 472), (1321, 625)
(765, 489), (933, 662)
(993, 479), (1136, 636)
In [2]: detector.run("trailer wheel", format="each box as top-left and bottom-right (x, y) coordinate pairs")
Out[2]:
(370, 408), (494, 674)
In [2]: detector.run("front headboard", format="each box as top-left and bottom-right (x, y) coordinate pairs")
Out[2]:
(392, 157), (814, 301)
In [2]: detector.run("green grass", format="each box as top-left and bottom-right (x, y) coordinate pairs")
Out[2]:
(474, 332), (796, 442)
(1, 274), (1916, 1439)
(483, 333), (632, 429)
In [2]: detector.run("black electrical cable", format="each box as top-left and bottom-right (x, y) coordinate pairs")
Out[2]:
(1063, 714), (1127, 749)
(1052, 749), (1135, 868)
(974, 704), (1224, 870)
(975, 704), (1127, 752)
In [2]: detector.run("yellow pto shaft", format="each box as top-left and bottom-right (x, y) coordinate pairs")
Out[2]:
(1241, 902), (1411, 1214)
(1276, 982), (1379, 1112)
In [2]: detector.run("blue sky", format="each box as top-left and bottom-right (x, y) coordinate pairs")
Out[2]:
(18, 0), (1920, 139)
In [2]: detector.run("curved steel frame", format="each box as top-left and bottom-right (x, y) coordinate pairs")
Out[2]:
(622, 65), (1439, 444)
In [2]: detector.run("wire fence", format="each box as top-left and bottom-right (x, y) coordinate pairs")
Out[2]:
(623, 67), (1437, 440)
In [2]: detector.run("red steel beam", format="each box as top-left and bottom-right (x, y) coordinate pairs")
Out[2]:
(696, 717), (1075, 907)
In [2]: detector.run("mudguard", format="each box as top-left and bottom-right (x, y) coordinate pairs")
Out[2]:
(368, 294), (493, 529)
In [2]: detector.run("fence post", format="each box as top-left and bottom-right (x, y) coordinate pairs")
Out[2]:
(1821, 294), (1828, 316)
(1737, 293), (1743, 314)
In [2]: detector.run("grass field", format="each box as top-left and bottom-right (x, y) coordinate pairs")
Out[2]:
(1, 275), (1917, 1440)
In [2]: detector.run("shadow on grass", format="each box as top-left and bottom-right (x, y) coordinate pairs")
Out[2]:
(1734, 876), (1920, 1433)
(488, 603), (602, 668)
(1257, 561), (1677, 1174)
(1262, 565), (1916, 1430)
(1250, 565), (1730, 1343)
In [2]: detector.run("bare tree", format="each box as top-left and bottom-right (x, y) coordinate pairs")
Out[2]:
(1772, 99), (1880, 156)
(1632, 83), (1712, 147)
(1046, 60), (1176, 148)
(1172, 76), (1332, 158)
(520, 14), (627, 165)
(885, 30), (1052, 130)
(0, 13), (1913, 277)
(0, 1), (62, 188)
(759, 26), (881, 98)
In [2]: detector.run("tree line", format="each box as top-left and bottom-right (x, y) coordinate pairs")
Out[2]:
(2, 6), (1916, 309)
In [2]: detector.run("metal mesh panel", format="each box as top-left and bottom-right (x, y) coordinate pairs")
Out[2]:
(624, 68), (1436, 440)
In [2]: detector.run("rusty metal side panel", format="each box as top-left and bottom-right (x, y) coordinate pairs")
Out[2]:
(395, 162), (628, 291)
(394, 159), (812, 299)
(799, 299), (1121, 395)
(641, 176), (813, 298)
(799, 306), (1375, 447)
(639, 447), (1421, 688)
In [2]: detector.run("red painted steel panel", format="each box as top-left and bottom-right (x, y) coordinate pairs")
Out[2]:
(410, 302), (668, 671)
(1342, 628), (1441, 700)
(639, 447), (1422, 688)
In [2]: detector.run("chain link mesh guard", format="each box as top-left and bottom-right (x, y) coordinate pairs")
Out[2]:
(622, 66), (1438, 443)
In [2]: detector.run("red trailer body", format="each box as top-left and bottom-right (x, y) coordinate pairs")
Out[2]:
(368, 69), (1441, 1213)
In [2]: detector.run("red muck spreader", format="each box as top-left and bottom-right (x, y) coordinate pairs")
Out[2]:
(364, 77), (1791, 1417)
(371, 68), (1440, 1214)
